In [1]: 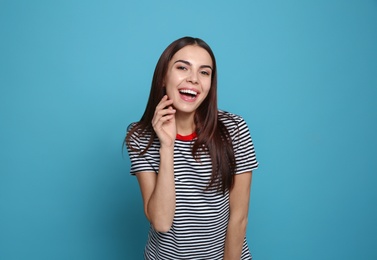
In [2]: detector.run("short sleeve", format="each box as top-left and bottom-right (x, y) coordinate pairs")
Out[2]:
(126, 128), (160, 175)
(231, 117), (259, 174)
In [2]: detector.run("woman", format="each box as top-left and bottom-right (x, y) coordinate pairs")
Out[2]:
(125, 36), (258, 259)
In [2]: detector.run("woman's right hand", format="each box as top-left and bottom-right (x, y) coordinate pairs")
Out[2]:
(152, 95), (176, 148)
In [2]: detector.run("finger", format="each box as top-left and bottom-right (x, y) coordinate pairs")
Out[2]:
(152, 108), (175, 126)
(154, 105), (175, 120)
(156, 95), (174, 111)
(152, 101), (175, 118)
(152, 114), (175, 131)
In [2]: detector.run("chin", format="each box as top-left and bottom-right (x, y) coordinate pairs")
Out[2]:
(174, 105), (198, 114)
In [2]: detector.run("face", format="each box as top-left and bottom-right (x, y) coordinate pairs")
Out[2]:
(164, 45), (213, 115)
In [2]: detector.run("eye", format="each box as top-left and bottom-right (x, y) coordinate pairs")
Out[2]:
(201, 70), (211, 76)
(177, 66), (187, 71)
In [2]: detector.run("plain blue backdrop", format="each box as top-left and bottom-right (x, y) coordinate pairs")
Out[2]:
(1, 0), (376, 259)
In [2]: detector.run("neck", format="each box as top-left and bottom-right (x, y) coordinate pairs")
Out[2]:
(175, 112), (196, 136)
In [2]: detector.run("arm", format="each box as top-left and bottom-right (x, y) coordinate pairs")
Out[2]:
(223, 171), (252, 260)
(136, 95), (176, 233)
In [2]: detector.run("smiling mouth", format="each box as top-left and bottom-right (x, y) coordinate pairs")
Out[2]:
(179, 89), (198, 98)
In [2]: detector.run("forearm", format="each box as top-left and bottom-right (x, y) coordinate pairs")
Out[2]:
(147, 146), (176, 232)
(223, 216), (248, 260)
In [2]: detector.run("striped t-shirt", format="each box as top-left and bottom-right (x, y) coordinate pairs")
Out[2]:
(127, 111), (258, 260)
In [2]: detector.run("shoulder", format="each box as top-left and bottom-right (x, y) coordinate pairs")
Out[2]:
(218, 110), (244, 122)
(218, 110), (253, 146)
(126, 122), (155, 150)
(218, 110), (247, 131)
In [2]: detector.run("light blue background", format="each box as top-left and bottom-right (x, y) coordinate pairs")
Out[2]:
(1, 0), (376, 259)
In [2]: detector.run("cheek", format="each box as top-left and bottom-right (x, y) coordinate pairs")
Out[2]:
(165, 73), (183, 87)
(203, 79), (212, 92)
(165, 84), (177, 99)
(164, 87), (173, 97)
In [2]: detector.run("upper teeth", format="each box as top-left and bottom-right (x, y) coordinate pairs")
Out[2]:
(180, 89), (197, 96)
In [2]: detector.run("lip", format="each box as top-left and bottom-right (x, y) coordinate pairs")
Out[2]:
(178, 87), (200, 94)
(178, 87), (200, 102)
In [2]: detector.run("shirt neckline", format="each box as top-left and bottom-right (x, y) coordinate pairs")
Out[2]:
(176, 132), (197, 141)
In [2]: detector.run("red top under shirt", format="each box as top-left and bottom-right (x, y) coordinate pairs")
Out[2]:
(176, 132), (197, 141)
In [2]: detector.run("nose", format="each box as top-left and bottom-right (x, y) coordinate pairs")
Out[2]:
(186, 72), (198, 84)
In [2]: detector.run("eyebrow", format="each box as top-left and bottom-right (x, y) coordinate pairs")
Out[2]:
(174, 59), (213, 70)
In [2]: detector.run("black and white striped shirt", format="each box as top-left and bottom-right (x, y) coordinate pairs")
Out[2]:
(127, 111), (258, 260)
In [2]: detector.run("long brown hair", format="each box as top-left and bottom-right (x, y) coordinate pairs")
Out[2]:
(125, 36), (236, 193)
